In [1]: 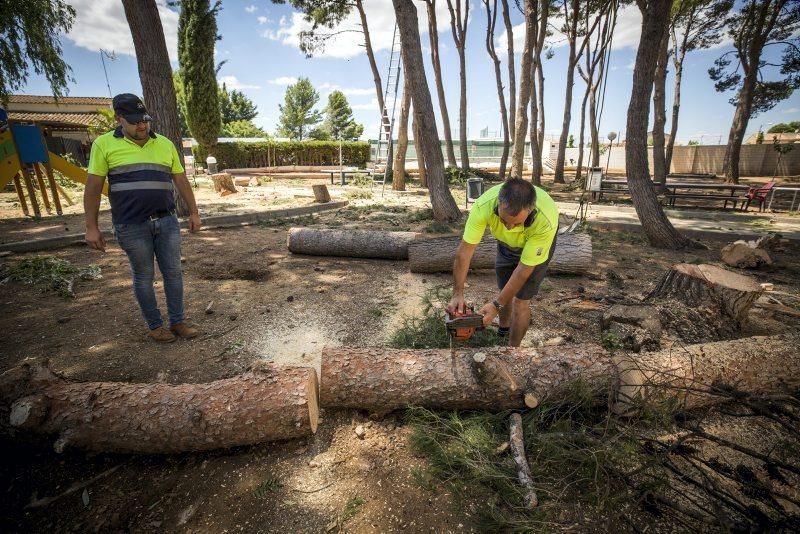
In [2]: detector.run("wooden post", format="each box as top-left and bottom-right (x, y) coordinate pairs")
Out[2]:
(41, 162), (63, 215)
(12, 173), (30, 216)
(55, 182), (75, 206)
(20, 166), (41, 218)
(32, 164), (52, 213)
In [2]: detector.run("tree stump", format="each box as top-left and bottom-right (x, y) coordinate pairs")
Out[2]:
(312, 184), (331, 203)
(646, 263), (763, 325)
(407, 232), (593, 274)
(211, 172), (237, 195)
(287, 228), (417, 260)
(1, 360), (319, 454)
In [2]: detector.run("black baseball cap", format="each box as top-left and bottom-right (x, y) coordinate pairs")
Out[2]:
(112, 93), (152, 123)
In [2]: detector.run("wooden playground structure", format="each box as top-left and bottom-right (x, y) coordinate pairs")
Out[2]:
(0, 124), (107, 218)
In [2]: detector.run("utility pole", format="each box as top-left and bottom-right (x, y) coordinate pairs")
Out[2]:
(100, 49), (117, 98)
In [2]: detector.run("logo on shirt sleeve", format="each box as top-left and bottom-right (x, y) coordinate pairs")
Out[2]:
(536, 246), (543, 256)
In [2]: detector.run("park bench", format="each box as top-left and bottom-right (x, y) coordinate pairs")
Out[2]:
(662, 182), (750, 209)
(741, 181), (776, 212)
(327, 168), (374, 185)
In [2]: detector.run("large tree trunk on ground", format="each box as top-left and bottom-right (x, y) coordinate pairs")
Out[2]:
(393, 76), (412, 191)
(625, 0), (691, 249)
(651, 28), (670, 184)
(122, 0), (189, 216)
(2, 361), (319, 454)
(424, 0), (458, 168)
(394, 0), (461, 221)
(288, 228), (417, 260)
(646, 263), (763, 325)
(408, 232), (592, 274)
(319, 335), (800, 413)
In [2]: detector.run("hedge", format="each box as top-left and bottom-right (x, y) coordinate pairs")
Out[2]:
(193, 140), (371, 170)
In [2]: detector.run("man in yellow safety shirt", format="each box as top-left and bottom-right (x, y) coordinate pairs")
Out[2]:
(447, 178), (559, 347)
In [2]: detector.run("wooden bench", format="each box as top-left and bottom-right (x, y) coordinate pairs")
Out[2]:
(327, 169), (373, 185)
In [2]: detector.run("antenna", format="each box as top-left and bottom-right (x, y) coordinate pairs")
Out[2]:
(100, 49), (117, 98)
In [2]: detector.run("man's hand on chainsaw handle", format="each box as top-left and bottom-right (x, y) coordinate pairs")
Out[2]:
(479, 301), (498, 327)
(449, 241), (477, 316)
(447, 294), (467, 315)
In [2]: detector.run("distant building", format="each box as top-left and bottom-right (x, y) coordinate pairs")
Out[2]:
(744, 132), (800, 144)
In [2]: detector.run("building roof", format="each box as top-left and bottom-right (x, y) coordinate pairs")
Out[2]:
(744, 132), (800, 144)
(6, 95), (112, 105)
(7, 111), (101, 129)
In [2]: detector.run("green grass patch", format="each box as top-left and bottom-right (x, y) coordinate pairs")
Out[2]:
(1, 256), (101, 298)
(341, 495), (365, 523)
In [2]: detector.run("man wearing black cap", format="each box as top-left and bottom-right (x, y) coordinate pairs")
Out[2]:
(84, 93), (201, 343)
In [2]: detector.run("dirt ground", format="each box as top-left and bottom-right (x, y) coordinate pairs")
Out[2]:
(1, 177), (799, 532)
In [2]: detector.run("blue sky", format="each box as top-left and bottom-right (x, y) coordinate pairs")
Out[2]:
(19, 0), (800, 144)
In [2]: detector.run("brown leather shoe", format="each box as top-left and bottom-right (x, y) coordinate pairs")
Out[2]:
(170, 322), (199, 339)
(149, 326), (176, 343)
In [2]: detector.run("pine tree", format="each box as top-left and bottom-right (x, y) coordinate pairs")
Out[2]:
(276, 78), (323, 140)
(178, 0), (222, 156)
(322, 91), (364, 140)
(172, 70), (190, 137)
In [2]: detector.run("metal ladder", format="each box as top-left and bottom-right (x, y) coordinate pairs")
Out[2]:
(372, 24), (402, 195)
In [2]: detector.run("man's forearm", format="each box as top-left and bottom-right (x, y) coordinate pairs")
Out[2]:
(173, 174), (199, 214)
(83, 181), (103, 230)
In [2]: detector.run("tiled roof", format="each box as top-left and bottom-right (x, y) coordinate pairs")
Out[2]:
(7, 95), (112, 105)
(8, 111), (101, 128)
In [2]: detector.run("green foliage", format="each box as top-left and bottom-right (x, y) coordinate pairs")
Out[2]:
(767, 121), (800, 134)
(219, 83), (258, 123)
(321, 90), (364, 141)
(252, 476), (283, 499)
(220, 120), (267, 138)
(341, 496), (365, 523)
(88, 107), (117, 137)
(172, 70), (191, 137)
(178, 0), (222, 155)
(1, 256), (101, 298)
(272, 0), (352, 57)
(193, 140), (370, 169)
(756, 131), (765, 144)
(276, 77), (323, 140)
(445, 166), (468, 186)
(388, 286), (499, 349)
(0, 0), (75, 103)
(568, 134), (575, 148)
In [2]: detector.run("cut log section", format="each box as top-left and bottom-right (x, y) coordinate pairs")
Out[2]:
(288, 227), (417, 260)
(509, 413), (538, 508)
(1, 361), (318, 454)
(646, 263), (763, 325)
(312, 184), (331, 203)
(407, 232), (593, 274)
(319, 335), (799, 413)
(211, 172), (237, 195)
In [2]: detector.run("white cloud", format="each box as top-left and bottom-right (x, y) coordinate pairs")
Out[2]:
(218, 75), (261, 90)
(318, 82), (375, 97)
(351, 98), (379, 111)
(263, 0), (450, 59)
(268, 76), (299, 85)
(64, 0), (179, 62)
(783, 107), (799, 114)
(257, 16), (270, 25)
(245, 5), (258, 13)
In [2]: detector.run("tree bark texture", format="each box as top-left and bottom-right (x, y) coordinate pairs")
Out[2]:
(211, 172), (237, 194)
(122, 0), (189, 217)
(625, 0), (691, 249)
(530, 73), (541, 185)
(312, 184), (331, 203)
(424, 0), (458, 168)
(413, 114), (428, 188)
(645, 263), (763, 325)
(651, 27), (670, 184)
(319, 335), (800, 413)
(393, 76), (411, 191)
(501, 0), (516, 141)
(288, 227), (417, 260)
(509, 412), (538, 508)
(394, 0), (461, 221)
(446, 0), (470, 170)
(666, 25), (688, 174)
(510, 0), (537, 178)
(2, 361), (319, 454)
(533, 2), (549, 178)
(484, 0), (510, 180)
(554, 0), (580, 185)
(407, 232), (592, 274)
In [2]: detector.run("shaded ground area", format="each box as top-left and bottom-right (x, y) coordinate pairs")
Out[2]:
(1, 183), (800, 531)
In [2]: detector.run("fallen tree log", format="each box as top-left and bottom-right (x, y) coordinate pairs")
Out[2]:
(288, 227), (417, 260)
(319, 335), (799, 413)
(287, 228), (592, 274)
(407, 232), (592, 274)
(1, 361), (318, 454)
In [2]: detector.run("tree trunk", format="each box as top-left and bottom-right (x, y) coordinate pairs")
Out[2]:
(666, 46), (686, 173)
(626, 0), (692, 249)
(312, 184), (331, 203)
(534, 2), (549, 176)
(413, 114), (428, 188)
(554, 50), (577, 184)
(2, 361), (319, 454)
(576, 75), (591, 186)
(529, 73), (541, 185)
(288, 227), (417, 260)
(484, 0), (509, 180)
(355, 0), (385, 118)
(446, 0), (470, 170)
(425, 0), (458, 168)
(589, 84), (600, 166)
(407, 232), (592, 274)
(651, 27), (670, 184)
(646, 263), (763, 325)
(319, 335), (800, 413)
(509, 412), (538, 508)
(122, 0), (189, 217)
(510, 0), (537, 178)
(536, 61), (546, 172)
(211, 172), (237, 194)
(393, 76), (411, 191)
(394, 0), (461, 221)
(722, 68), (758, 184)
(501, 0), (516, 141)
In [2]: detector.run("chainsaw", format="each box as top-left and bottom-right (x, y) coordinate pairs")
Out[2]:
(445, 306), (485, 346)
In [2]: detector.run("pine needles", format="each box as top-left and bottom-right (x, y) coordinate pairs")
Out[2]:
(1, 256), (101, 298)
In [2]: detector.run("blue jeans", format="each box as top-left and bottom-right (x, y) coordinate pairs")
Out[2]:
(114, 214), (184, 330)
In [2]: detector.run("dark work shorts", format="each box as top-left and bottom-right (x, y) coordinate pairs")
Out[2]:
(495, 234), (558, 301)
